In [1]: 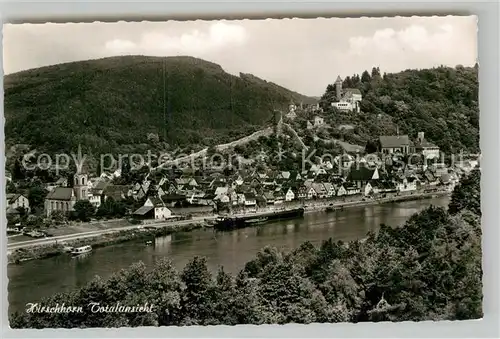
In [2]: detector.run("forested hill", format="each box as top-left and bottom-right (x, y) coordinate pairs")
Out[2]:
(320, 65), (480, 154)
(4, 55), (316, 154)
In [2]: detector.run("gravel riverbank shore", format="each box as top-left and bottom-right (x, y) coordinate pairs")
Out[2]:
(7, 222), (206, 265)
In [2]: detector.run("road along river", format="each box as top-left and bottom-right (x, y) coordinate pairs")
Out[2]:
(7, 195), (450, 314)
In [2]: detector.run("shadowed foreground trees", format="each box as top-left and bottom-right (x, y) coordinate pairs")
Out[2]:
(10, 170), (482, 328)
(449, 167), (481, 216)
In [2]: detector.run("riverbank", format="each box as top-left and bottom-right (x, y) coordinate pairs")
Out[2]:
(303, 190), (451, 213)
(8, 194), (453, 315)
(7, 222), (207, 265)
(7, 189), (450, 264)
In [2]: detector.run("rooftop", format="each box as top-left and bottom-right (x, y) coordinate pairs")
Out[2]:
(46, 187), (74, 201)
(379, 135), (411, 148)
(6, 193), (24, 204)
(133, 205), (153, 215)
(343, 88), (362, 95)
(415, 138), (438, 149)
(103, 185), (129, 200)
(348, 167), (378, 181)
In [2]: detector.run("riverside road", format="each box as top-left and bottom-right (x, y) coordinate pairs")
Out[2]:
(8, 195), (450, 314)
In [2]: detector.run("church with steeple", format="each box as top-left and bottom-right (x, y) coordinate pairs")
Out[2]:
(331, 75), (362, 113)
(44, 170), (91, 217)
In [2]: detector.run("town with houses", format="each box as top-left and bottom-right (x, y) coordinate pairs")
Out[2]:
(5, 75), (480, 232)
(5, 154), (477, 230)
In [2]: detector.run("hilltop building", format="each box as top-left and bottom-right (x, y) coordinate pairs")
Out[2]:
(331, 76), (362, 113)
(286, 101), (297, 120)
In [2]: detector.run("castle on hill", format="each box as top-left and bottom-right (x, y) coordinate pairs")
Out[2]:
(331, 75), (362, 113)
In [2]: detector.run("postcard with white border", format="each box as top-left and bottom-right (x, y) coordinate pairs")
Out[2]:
(3, 15), (482, 329)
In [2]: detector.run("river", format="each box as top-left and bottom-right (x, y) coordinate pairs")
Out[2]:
(8, 195), (450, 314)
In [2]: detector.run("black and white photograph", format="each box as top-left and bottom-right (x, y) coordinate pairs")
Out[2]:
(3, 15), (482, 329)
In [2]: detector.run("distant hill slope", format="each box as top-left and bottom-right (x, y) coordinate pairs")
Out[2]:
(4, 55), (317, 154)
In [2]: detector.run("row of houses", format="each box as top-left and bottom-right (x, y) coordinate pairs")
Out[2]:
(7, 150), (476, 221)
(207, 164), (458, 208)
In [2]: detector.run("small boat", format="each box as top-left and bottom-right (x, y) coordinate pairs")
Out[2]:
(71, 245), (92, 256)
(146, 240), (153, 245)
(325, 206), (336, 212)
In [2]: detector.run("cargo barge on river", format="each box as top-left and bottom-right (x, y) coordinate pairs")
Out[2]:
(214, 208), (305, 231)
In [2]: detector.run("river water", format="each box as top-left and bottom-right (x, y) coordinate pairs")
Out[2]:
(8, 196), (450, 314)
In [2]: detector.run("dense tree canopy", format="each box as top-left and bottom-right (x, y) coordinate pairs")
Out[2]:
(72, 200), (96, 222)
(10, 174), (482, 328)
(27, 185), (47, 213)
(449, 167), (481, 216)
(96, 198), (127, 219)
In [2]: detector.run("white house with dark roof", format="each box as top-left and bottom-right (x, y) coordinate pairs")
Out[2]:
(395, 176), (418, 192)
(102, 185), (130, 203)
(284, 187), (295, 201)
(133, 197), (172, 220)
(263, 191), (275, 204)
(302, 184), (318, 200)
(311, 183), (328, 199)
(6, 193), (30, 214)
(236, 193), (246, 205)
(243, 193), (257, 206)
(176, 177), (198, 187)
(91, 180), (109, 196)
(55, 177), (68, 187)
(336, 185), (347, 196)
(322, 183), (336, 198)
(273, 190), (285, 204)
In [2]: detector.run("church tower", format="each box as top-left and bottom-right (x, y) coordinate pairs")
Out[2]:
(335, 75), (343, 100)
(74, 172), (88, 201)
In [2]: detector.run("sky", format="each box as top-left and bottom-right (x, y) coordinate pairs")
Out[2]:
(3, 16), (477, 96)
